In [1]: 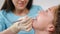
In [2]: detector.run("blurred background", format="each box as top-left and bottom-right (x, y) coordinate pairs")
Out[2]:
(0, 0), (60, 10)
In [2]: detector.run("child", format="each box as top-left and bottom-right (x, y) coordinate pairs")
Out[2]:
(33, 5), (60, 34)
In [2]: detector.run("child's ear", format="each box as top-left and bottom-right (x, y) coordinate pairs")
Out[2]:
(47, 24), (55, 32)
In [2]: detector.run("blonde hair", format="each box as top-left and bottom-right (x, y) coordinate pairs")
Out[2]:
(53, 5), (60, 34)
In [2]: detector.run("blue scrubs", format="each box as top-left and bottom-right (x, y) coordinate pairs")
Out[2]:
(0, 5), (42, 34)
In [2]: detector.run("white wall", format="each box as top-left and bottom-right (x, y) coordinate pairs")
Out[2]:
(33, 0), (60, 10)
(0, 0), (60, 10)
(0, 0), (5, 9)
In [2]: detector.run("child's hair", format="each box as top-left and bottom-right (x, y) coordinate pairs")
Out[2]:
(53, 5), (60, 34)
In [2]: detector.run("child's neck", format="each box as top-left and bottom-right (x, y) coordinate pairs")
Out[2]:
(35, 30), (52, 34)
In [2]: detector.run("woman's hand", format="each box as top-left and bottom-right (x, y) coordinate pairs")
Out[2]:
(8, 16), (33, 33)
(17, 16), (33, 32)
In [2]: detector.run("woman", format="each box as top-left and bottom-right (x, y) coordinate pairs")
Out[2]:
(0, 0), (42, 34)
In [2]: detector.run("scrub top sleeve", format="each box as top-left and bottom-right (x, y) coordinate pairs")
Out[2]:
(0, 11), (6, 32)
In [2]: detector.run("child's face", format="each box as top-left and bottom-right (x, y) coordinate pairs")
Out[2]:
(33, 6), (58, 31)
(33, 10), (54, 31)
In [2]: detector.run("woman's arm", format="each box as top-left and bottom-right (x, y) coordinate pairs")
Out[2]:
(0, 16), (33, 34)
(0, 29), (17, 34)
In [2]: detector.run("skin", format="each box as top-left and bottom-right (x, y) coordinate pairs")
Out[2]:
(0, 0), (32, 34)
(0, 16), (33, 34)
(11, 0), (32, 32)
(12, 0), (29, 10)
(12, 0), (29, 16)
(33, 6), (59, 34)
(33, 10), (54, 31)
(0, 5), (59, 34)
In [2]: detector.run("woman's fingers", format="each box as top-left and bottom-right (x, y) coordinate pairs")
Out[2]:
(22, 18), (32, 26)
(24, 21), (32, 32)
(17, 16), (33, 31)
(20, 19), (32, 31)
(18, 17), (31, 26)
(25, 20), (32, 28)
(25, 26), (32, 32)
